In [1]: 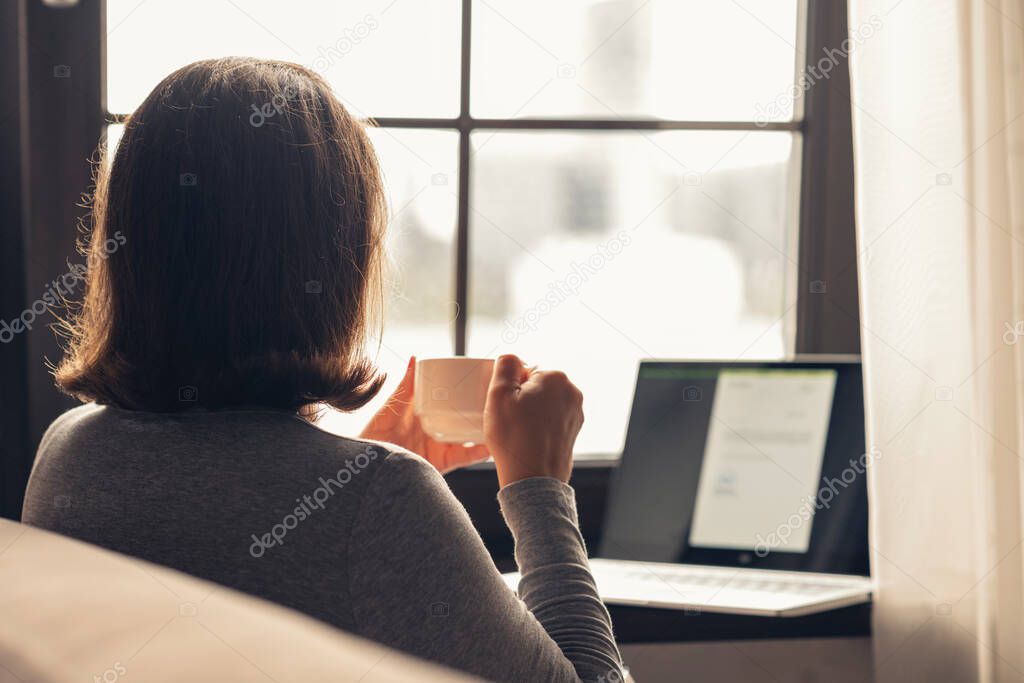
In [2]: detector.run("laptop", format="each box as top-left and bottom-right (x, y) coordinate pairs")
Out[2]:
(504, 358), (874, 617)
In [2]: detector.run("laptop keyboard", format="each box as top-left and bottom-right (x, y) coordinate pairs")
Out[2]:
(620, 569), (842, 595)
(504, 561), (872, 614)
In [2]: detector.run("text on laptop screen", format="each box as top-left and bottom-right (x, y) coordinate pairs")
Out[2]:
(688, 369), (836, 553)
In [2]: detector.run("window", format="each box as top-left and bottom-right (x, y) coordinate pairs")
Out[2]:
(106, 0), (807, 454)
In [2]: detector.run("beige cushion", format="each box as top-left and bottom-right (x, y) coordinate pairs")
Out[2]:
(0, 519), (476, 682)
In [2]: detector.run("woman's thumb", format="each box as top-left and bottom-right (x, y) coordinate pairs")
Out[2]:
(490, 354), (525, 395)
(389, 356), (416, 402)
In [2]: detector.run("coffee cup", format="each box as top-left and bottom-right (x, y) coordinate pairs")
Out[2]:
(414, 357), (495, 444)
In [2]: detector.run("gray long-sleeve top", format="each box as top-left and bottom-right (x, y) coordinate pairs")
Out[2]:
(21, 404), (623, 682)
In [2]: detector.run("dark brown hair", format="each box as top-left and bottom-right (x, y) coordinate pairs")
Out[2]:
(56, 57), (387, 412)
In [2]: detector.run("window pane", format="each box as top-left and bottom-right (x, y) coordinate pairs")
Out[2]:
(472, 0), (800, 121)
(104, 124), (124, 166)
(368, 127), (459, 361)
(468, 131), (798, 453)
(323, 128), (460, 434)
(107, 0), (460, 116)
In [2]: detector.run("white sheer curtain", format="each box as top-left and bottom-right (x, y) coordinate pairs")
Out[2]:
(848, 0), (1024, 680)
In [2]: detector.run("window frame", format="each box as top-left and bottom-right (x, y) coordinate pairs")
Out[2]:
(1, 0), (858, 517)
(105, 0), (826, 357)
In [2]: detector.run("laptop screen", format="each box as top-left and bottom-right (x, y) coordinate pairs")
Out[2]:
(599, 359), (870, 576)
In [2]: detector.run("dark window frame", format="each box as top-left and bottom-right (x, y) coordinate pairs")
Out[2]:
(1, 0), (857, 518)
(106, 0), (815, 356)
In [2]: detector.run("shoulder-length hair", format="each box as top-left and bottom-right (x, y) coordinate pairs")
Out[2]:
(55, 57), (387, 412)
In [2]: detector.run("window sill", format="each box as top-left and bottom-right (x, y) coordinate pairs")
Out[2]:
(459, 452), (620, 471)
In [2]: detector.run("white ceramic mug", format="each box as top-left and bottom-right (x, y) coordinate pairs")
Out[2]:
(414, 357), (495, 444)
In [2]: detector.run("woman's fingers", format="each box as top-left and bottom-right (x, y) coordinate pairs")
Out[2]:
(429, 441), (489, 473)
(361, 358), (416, 438)
(489, 354), (524, 396)
(488, 355), (535, 405)
(386, 356), (416, 406)
(384, 358), (417, 420)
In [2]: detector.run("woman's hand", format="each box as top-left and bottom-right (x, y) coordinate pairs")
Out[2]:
(484, 354), (583, 488)
(360, 357), (490, 474)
